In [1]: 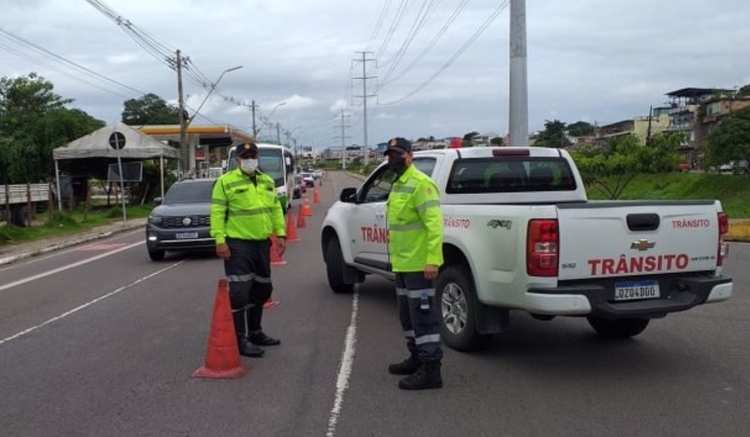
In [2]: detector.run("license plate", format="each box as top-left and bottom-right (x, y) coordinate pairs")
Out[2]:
(614, 280), (660, 301)
(175, 232), (199, 239)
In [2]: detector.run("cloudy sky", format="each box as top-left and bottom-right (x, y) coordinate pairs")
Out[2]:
(1, 0), (749, 150)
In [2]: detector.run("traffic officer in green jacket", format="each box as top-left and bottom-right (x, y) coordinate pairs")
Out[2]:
(384, 137), (445, 390)
(210, 142), (287, 358)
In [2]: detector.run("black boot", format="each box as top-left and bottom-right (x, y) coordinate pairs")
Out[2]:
(250, 331), (281, 346)
(388, 356), (421, 375)
(398, 361), (442, 390)
(237, 335), (265, 357)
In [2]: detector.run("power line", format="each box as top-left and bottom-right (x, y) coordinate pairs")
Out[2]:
(377, 0), (469, 90)
(374, 0), (409, 61)
(365, 0), (394, 53)
(378, 0), (509, 105)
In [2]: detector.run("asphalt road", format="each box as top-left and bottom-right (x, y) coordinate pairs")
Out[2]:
(1, 171), (748, 437)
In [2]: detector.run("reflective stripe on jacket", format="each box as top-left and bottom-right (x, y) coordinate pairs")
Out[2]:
(210, 169), (286, 244)
(386, 164), (443, 272)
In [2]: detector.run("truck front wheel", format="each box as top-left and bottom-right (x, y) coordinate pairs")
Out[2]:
(325, 237), (354, 294)
(435, 265), (492, 351)
(587, 317), (650, 339)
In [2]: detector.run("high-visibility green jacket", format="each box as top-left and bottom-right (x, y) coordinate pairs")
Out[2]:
(386, 164), (444, 272)
(210, 169), (286, 245)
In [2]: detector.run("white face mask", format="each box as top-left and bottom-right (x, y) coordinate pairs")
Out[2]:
(240, 158), (259, 173)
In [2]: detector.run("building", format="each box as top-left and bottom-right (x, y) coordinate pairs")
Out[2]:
(664, 87), (749, 162)
(596, 109), (671, 145)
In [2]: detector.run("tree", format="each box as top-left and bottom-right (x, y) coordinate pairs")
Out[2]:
(571, 133), (682, 199)
(490, 136), (504, 146)
(462, 131), (479, 148)
(737, 84), (750, 97)
(0, 73), (103, 183)
(567, 121), (595, 137)
(121, 93), (180, 125)
(533, 120), (571, 148)
(705, 106), (750, 169)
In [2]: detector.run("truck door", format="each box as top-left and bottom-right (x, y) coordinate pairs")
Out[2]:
(349, 166), (396, 270)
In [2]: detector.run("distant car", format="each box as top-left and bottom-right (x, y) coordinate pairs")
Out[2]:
(312, 169), (324, 179)
(300, 172), (315, 187)
(294, 174), (307, 195)
(145, 178), (216, 261)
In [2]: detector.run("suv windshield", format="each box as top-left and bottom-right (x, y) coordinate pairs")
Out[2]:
(163, 181), (215, 204)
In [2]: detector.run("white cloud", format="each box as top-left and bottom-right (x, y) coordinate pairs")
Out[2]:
(0, 0), (748, 148)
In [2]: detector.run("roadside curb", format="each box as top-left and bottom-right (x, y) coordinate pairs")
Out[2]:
(0, 220), (146, 267)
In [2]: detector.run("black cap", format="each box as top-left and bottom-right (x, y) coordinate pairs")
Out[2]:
(238, 142), (259, 158)
(384, 137), (412, 155)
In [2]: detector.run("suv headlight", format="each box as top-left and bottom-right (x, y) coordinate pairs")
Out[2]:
(148, 215), (163, 224)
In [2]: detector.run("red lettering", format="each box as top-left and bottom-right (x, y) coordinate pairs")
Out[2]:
(588, 259), (601, 276)
(587, 253), (691, 276)
(629, 256), (643, 273)
(676, 254), (689, 269)
(360, 227), (367, 241)
(378, 227), (388, 244)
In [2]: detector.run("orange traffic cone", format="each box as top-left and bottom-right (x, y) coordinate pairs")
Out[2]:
(302, 197), (313, 217)
(313, 186), (320, 204)
(296, 204), (307, 229)
(286, 212), (300, 242)
(270, 234), (287, 266)
(192, 279), (248, 379)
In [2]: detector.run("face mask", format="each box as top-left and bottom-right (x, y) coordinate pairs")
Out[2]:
(387, 156), (407, 175)
(240, 158), (259, 173)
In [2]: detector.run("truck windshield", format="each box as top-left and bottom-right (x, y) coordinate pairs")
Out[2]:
(446, 157), (576, 194)
(163, 181), (215, 204)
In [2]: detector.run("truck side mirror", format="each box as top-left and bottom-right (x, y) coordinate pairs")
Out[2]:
(339, 187), (357, 203)
(153, 197), (163, 205)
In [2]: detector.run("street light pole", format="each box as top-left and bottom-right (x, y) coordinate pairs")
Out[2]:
(257, 102), (287, 138)
(187, 65), (243, 127)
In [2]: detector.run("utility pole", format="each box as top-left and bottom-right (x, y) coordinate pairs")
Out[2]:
(353, 51), (376, 165)
(335, 109), (351, 170)
(251, 100), (257, 138)
(508, 0), (529, 147)
(276, 123), (281, 145)
(645, 105), (653, 147)
(176, 49), (188, 175)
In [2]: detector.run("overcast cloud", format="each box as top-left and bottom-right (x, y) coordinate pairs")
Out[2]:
(1, 0), (749, 150)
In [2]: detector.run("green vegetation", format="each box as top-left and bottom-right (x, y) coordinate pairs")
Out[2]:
(585, 172), (750, 218)
(0, 205), (152, 246)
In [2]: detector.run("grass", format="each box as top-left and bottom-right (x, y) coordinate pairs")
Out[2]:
(585, 172), (750, 219)
(0, 204), (152, 247)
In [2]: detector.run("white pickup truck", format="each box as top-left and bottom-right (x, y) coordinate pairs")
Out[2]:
(321, 147), (732, 351)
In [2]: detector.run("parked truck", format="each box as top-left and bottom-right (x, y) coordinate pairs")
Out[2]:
(321, 146), (732, 351)
(1, 183), (50, 226)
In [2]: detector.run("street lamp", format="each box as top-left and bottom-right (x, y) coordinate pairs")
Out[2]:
(256, 101), (287, 136)
(187, 65), (243, 126)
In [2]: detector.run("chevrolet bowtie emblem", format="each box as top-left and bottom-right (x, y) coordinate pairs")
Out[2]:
(631, 239), (655, 251)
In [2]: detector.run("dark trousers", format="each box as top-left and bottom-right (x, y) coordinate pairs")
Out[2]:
(224, 237), (273, 336)
(395, 272), (443, 363)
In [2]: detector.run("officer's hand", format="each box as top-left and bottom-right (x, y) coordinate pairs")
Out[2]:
(216, 243), (231, 260)
(424, 264), (439, 280)
(276, 238), (287, 256)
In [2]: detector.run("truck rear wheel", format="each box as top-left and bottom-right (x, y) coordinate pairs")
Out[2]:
(435, 265), (492, 351)
(587, 317), (650, 339)
(325, 236), (354, 294)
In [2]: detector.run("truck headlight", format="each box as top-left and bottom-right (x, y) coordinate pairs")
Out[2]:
(148, 215), (162, 224)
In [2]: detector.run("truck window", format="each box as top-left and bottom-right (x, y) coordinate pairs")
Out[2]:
(446, 157), (576, 194)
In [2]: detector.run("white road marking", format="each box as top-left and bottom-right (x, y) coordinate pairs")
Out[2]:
(0, 241), (143, 292)
(326, 290), (359, 437)
(75, 243), (127, 251)
(0, 261), (184, 347)
(0, 229), (142, 272)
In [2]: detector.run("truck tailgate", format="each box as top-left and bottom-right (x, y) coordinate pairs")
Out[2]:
(556, 201), (720, 281)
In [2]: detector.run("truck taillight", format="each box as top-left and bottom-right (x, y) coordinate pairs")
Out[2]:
(527, 219), (559, 277)
(718, 212), (729, 266)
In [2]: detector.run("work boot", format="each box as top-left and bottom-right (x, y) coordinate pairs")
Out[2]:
(388, 356), (421, 375)
(250, 331), (281, 346)
(398, 361), (442, 390)
(237, 335), (265, 357)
